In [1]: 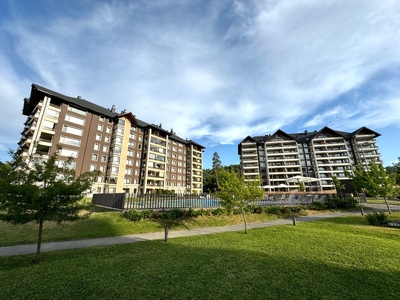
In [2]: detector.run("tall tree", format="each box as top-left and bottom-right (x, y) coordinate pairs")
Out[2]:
(212, 152), (222, 170)
(217, 168), (264, 234)
(0, 149), (99, 262)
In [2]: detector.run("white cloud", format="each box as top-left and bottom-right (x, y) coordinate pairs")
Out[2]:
(1, 0), (400, 164)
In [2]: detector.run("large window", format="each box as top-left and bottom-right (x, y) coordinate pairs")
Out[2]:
(59, 136), (81, 147)
(62, 125), (83, 136)
(59, 148), (78, 158)
(68, 106), (86, 115)
(65, 114), (85, 126)
(46, 109), (59, 118)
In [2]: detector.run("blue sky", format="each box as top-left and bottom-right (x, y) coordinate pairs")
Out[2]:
(0, 0), (399, 169)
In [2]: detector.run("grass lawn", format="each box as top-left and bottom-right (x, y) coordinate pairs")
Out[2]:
(0, 206), (284, 246)
(365, 198), (400, 205)
(1, 214), (399, 299)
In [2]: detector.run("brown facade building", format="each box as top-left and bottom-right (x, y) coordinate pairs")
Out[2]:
(18, 84), (204, 194)
(238, 127), (382, 191)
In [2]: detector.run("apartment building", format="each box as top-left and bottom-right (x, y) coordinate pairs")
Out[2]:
(238, 127), (381, 191)
(17, 84), (204, 194)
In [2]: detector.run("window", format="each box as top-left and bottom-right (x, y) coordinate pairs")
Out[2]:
(105, 136), (110, 143)
(62, 125), (83, 136)
(99, 116), (105, 122)
(117, 128), (124, 135)
(127, 159), (133, 166)
(65, 114), (85, 126)
(94, 143), (100, 150)
(139, 136), (142, 141)
(115, 137), (123, 145)
(129, 142), (135, 147)
(137, 152), (141, 158)
(97, 176), (103, 183)
(136, 161), (140, 167)
(125, 169), (132, 175)
(128, 150), (134, 156)
(106, 127), (112, 133)
(56, 160), (76, 169)
(135, 170), (139, 175)
(43, 120), (55, 130)
(103, 146), (108, 152)
(134, 179), (138, 184)
(46, 109), (59, 118)
(95, 134), (102, 141)
(68, 106), (86, 115)
(92, 154), (98, 161)
(112, 156), (120, 163)
(124, 178), (131, 184)
(59, 136), (81, 147)
(131, 126), (137, 131)
(97, 124), (103, 131)
(90, 164), (96, 171)
(114, 147), (121, 154)
(111, 167), (119, 174)
(130, 133), (136, 139)
(59, 149), (78, 157)
(101, 155), (107, 162)
(118, 119), (125, 126)
(100, 165), (105, 172)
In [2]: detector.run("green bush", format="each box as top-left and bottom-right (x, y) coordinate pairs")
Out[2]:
(123, 209), (152, 222)
(291, 205), (306, 212)
(325, 197), (358, 209)
(265, 206), (281, 215)
(279, 207), (291, 215)
(309, 201), (327, 210)
(246, 204), (263, 214)
(212, 207), (227, 216)
(365, 212), (387, 226)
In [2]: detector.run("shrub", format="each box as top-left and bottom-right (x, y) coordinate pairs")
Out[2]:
(309, 201), (327, 210)
(279, 207), (291, 215)
(265, 206), (281, 215)
(365, 212), (387, 226)
(325, 197), (358, 209)
(123, 209), (152, 222)
(212, 208), (227, 216)
(291, 205), (306, 212)
(246, 204), (263, 214)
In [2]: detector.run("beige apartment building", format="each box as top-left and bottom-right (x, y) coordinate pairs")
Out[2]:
(17, 84), (204, 194)
(238, 127), (381, 191)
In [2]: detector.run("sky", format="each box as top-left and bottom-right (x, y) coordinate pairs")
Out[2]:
(0, 0), (399, 169)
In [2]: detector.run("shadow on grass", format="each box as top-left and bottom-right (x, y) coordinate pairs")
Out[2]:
(1, 228), (400, 299)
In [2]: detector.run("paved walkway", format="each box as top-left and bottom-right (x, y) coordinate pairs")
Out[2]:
(0, 203), (397, 258)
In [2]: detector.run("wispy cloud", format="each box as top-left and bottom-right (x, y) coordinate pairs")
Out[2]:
(1, 0), (400, 162)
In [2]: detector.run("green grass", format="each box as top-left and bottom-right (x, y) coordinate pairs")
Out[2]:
(365, 198), (400, 205)
(0, 206), (284, 246)
(1, 214), (399, 299)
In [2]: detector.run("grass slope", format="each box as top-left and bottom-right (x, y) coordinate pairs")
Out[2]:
(1, 215), (399, 299)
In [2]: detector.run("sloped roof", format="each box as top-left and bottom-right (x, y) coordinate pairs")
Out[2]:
(31, 84), (118, 118)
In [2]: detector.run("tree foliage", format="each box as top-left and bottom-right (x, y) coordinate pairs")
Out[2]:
(212, 152), (222, 170)
(216, 168), (264, 233)
(331, 175), (345, 199)
(348, 162), (398, 213)
(0, 149), (99, 262)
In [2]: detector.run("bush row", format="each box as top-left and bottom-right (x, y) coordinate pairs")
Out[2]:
(122, 205), (309, 222)
(308, 197), (358, 210)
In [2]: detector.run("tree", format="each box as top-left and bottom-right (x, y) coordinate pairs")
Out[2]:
(332, 176), (345, 199)
(349, 162), (398, 214)
(386, 157), (400, 185)
(212, 152), (222, 170)
(217, 168), (264, 234)
(0, 149), (99, 262)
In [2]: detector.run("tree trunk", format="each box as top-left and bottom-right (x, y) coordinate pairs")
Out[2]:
(242, 210), (248, 234)
(35, 219), (44, 263)
(384, 197), (392, 214)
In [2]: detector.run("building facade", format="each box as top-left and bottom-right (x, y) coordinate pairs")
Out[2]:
(17, 84), (204, 194)
(238, 127), (381, 191)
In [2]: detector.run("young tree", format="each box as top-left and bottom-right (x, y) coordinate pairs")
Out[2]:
(332, 175), (345, 199)
(217, 168), (264, 234)
(349, 162), (398, 213)
(0, 149), (99, 262)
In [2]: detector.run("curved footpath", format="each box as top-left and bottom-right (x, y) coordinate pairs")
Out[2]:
(0, 204), (398, 257)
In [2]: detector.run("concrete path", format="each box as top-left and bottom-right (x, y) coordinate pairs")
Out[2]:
(0, 203), (397, 258)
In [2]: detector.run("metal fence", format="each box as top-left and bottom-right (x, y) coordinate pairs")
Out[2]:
(92, 192), (332, 211)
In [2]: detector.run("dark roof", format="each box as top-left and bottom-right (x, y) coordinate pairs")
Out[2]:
(31, 84), (118, 118)
(244, 126), (381, 145)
